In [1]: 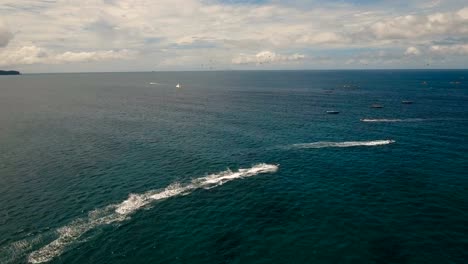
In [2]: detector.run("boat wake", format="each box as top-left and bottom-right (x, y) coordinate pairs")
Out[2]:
(360, 118), (425, 123)
(361, 118), (468, 123)
(2, 164), (278, 264)
(291, 140), (395, 149)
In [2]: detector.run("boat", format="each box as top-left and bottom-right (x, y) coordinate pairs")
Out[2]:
(326, 111), (340, 114)
(401, 100), (413, 104)
(176, 83), (181, 88)
(371, 104), (383, 108)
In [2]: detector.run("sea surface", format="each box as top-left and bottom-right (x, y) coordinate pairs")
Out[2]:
(0, 70), (467, 264)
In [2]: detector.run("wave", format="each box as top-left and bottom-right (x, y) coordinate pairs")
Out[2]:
(22, 164), (278, 264)
(360, 118), (425, 123)
(292, 140), (395, 149)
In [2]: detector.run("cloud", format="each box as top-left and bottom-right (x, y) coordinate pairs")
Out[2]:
(0, 20), (13, 47)
(344, 49), (405, 66)
(54, 50), (134, 63)
(0, 45), (135, 66)
(368, 8), (468, 40)
(232, 51), (305, 65)
(457, 7), (468, 19)
(0, 0), (467, 71)
(430, 44), (468, 55)
(400, 44), (468, 57)
(405, 46), (421, 55)
(297, 32), (348, 45)
(0, 46), (46, 66)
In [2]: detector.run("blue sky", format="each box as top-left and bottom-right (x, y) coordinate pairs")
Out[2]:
(0, 0), (467, 72)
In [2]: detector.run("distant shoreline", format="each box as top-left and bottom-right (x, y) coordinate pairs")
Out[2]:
(0, 70), (21, 75)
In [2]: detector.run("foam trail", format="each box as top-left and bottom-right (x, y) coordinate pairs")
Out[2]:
(361, 118), (425, 123)
(292, 140), (395, 149)
(0, 236), (44, 264)
(26, 163), (278, 263)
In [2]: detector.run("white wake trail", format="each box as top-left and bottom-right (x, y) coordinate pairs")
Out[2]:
(291, 140), (395, 149)
(360, 118), (425, 123)
(26, 163), (278, 263)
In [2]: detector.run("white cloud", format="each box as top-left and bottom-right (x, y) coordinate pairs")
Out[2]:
(457, 7), (468, 19)
(405, 46), (421, 55)
(0, 46), (46, 66)
(232, 51), (305, 65)
(0, 45), (135, 66)
(298, 32), (347, 45)
(54, 50), (134, 63)
(430, 44), (468, 55)
(369, 9), (468, 40)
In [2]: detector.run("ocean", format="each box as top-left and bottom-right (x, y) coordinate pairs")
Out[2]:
(0, 70), (467, 263)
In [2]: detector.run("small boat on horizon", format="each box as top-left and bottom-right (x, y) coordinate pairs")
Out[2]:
(402, 100), (413, 104)
(371, 104), (384, 109)
(176, 83), (181, 88)
(326, 111), (340, 114)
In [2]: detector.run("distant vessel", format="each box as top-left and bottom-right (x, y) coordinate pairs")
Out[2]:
(176, 83), (181, 88)
(401, 100), (413, 104)
(326, 111), (340, 114)
(342, 84), (360, 89)
(371, 104), (383, 108)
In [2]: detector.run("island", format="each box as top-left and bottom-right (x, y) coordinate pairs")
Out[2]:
(0, 70), (21, 75)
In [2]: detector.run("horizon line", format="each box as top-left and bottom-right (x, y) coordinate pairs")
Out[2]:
(12, 68), (468, 74)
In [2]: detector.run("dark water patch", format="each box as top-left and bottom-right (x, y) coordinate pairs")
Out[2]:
(211, 230), (244, 264)
(369, 236), (410, 264)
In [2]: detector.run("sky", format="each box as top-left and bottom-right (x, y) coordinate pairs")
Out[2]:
(0, 0), (467, 72)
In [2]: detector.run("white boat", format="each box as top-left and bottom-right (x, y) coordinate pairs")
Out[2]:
(176, 83), (181, 88)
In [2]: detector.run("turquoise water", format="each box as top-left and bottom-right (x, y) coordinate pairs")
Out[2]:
(0, 71), (467, 263)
